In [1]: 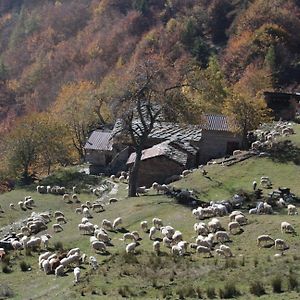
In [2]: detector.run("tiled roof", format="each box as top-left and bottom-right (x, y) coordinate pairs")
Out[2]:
(84, 130), (113, 151)
(202, 114), (230, 131)
(126, 142), (188, 166)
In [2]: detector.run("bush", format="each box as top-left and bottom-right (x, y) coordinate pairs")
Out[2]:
(271, 276), (282, 293)
(53, 241), (64, 251)
(206, 286), (216, 299)
(219, 282), (240, 299)
(118, 285), (134, 297)
(249, 281), (266, 296)
(288, 274), (298, 291)
(19, 261), (30, 272)
(2, 264), (12, 273)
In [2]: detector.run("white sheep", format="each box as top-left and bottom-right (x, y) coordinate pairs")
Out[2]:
(214, 231), (230, 243)
(287, 204), (298, 215)
(9, 203), (15, 210)
(281, 221), (296, 234)
(73, 267), (81, 283)
(257, 235), (275, 247)
(178, 241), (188, 254)
(75, 207), (82, 214)
(162, 236), (172, 248)
(235, 214), (247, 225)
(152, 218), (163, 229)
(172, 245), (183, 256)
(123, 233), (136, 242)
(91, 241), (106, 253)
(89, 256), (99, 270)
(219, 244), (233, 257)
(67, 248), (80, 257)
(208, 218), (222, 233)
(182, 169), (192, 177)
(56, 216), (67, 224)
(102, 219), (113, 231)
(55, 265), (65, 277)
(83, 207), (92, 219)
(92, 203), (104, 212)
(149, 226), (157, 240)
(275, 239), (289, 251)
(249, 208), (258, 214)
(228, 221), (241, 235)
(126, 242), (137, 254)
(229, 211), (244, 222)
(52, 223), (63, 233)
(140, 221), (148, 232)
(108, 198), (118, 204)
(54, 211), (65, 218)
(112, 217), (122, 229)
(62, 193), (71, 202)
(172, 230), (183, 243)
(196, 245), (212, 257)
(42, 260), (51, 274)
(153, 241), (160, 254)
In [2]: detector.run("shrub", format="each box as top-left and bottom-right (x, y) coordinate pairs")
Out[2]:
(53, 241), (64, 251)
(2, 264), (12, 274)
(249, 281), (266, 296)
(206, 286), (216, 299)
(19, 261), (30, 272)
(271, 276), (282, 293)
(219, 282), (240, 299)
(288, 274), (298, 291)
(118, 285), (134, 297)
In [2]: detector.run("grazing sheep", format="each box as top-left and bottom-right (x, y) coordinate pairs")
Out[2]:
(172, 245), (183, 256)
(54, 211), (64, 218)
(249, 208), (258, 214)
(92, 203), (104, 212)
(89, 256), (98, 270)
(287, 204), (298, 215)
(42, 260), (51, 274)
(182, 169), (192, 177)
(91, 241), (106, 253)
(252, 181), (257, 190)
(153, 241), (160, 255)
(276, 198), (286, 208)
(149, 226), (157, 240)
(194, 223), (209, 236)
(102, 219), (113, 231)
(9, 203), (15, 210)
(131, 231), (140, 241)
(215, 249), (226, 257)
(214, 231), (230, 243)
(220, 244), (233, 257)
(275, 239), (289, 251)
(172, 230), (183, 243)
(62, 193), (71, 202)
(81, 217), (89, 224)
(83, 207), (92, 219)
(96, 231), (110, 243)
(18, 201), (25, 210)
(208, 218), (222, 233)
(67, 248), (80, 257)
(123, 233), (136, 242)
(12, 240), (23, 251)
(196, 245), (212, 257)
(73, 267), (80, 283)
(228, 221), (241, 235)
(162, 236), (172, 248)
(152, 218), (163, 229)
(235, 214), (247, 225)
(75, 207), (82, 214)
(140, 221), (148, 232)
(108, 198), (118, 204)
(281, 221), (296, 234)
(137, 186), (149, 195)
(55, 265), (65, 277)
(126, 242), (138, 254)
(56, 216), (67, 224)
(52, 223), (63, 233)
(257, 235), (275, 247)
(112, 217), (122, 229)
(229, 211), (244, 222)
(178, 241), (188, 254)
(110, 174), (116, 182)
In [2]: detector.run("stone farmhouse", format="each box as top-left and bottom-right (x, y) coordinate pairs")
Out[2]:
(84, 114), (242, 183)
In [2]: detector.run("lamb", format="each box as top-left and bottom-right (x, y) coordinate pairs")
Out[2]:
(287, 204), (298, 215)
(257, 235), (275, 247)
(228, 221), (241, 235)
(220, 244), (233, 257)
(275, 239), (289, 251)
(52, 223), (63, 233)
(152, 217), (163, 229)
(112, 217), (122, 229)
(126, 242), (138, 254)
(41, 234), (52, 249)
(214, 231), (230, 243)
(153, 241), (160, 255)
(102, 219), (113, 231)
(55, 265), (65, 277)
(152, 182), (169, 194)
(56, 216), (67, 224)
(140, 221), (148, 232)
(196, 245), (212, 257)
(91, 241), (106, 253)
(281, 221), (296, 234)
(73, 267), (81, 283)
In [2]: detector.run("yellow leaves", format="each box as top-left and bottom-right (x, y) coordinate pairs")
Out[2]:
(86, 41), (103, 59)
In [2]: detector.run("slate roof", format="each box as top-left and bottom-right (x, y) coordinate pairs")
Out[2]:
(84, 130), (113, 151)
(201, 114), (231, 131)
(126, 142), (188, 166)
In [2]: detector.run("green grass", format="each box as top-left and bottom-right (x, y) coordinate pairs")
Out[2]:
(0, 129), (300, 299)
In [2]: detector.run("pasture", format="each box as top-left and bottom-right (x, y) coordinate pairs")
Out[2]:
(0, 149), (300, 298)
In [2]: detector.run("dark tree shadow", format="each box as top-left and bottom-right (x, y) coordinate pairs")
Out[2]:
(268, 140), (300, 165)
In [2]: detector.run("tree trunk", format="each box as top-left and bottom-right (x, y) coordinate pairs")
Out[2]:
(128, 149), (142, 197)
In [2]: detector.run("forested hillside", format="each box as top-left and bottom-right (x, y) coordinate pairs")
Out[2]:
(1, 0), (300, 126)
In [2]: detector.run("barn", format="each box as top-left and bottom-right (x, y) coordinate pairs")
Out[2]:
(126, 142), (187, 187)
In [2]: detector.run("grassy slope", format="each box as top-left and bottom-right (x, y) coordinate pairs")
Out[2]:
(0, 127), (300, 299)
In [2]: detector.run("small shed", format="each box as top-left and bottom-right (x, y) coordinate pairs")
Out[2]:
(264, 91), (300, 120)
(84, 130), (115, 174)
(126, 142), (187, 187)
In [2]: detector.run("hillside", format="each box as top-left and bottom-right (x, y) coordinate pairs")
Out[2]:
(0, 129), (299, 299)
(1, 0), (300, 129)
